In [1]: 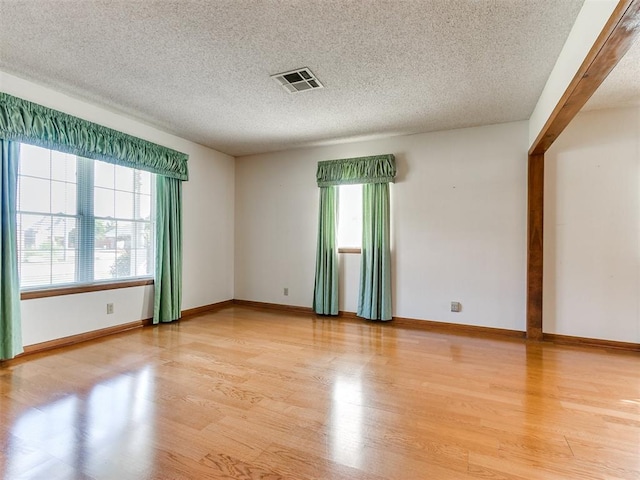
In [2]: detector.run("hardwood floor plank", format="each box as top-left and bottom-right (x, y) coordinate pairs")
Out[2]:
(254, 443), (388, 480)
(1, 306), (638, 479)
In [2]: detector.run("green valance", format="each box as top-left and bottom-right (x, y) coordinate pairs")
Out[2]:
(0, 92), (188, 180)
(316, 154), (396, 187)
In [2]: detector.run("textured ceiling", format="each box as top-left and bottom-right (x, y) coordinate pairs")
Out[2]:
(0, 0), (586, 157)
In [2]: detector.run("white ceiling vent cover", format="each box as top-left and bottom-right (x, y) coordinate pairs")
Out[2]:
(271, 68), (324, 93)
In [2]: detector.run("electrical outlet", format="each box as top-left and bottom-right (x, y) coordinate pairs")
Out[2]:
(284, 288), (289, 296)
(450, 301), (461, 313)
(106, 303), (114, 314)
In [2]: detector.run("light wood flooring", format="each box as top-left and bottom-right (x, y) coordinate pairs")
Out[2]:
(1, 306), (639, 479)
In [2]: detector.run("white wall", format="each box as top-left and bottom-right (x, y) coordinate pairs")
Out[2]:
(1, 71), (235, 346)
(529, 0), (617, 148)
(544, 106), (640, 343)
(21, 286), (155, 344)
(235, 121), (528, 331)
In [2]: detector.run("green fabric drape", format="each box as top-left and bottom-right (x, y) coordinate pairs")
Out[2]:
(313, 154), (396, 318)
(313, 186), (338, 315)
(0, 92), (188, 180)
(357, 182), (392, 321)
(154, 176), (182, 324)
(317, 154), (396, 187)
(0, 140), (23, 359)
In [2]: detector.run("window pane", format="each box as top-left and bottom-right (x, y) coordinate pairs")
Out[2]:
(115, 191), (134, 219)
(115, 165), (134, 191)
(19, 144), (50, 178)
(95, 219), (116, 280)
(95, 219), (113, 250)
(17, 215), (77, 287)
(135, 193), (152, 220)
(338, 184), (362, 248)
(94, 234), (116, 281)
(111, 221), (133, 279)
(51, 180), (76, 215)
(94, 187), (115, 218)
(94, 161), (114, 189)
(51, 151), (76, 182)
(138, 171), (152, 195)
(18, 214), (51, 287)
(50, 216), (76, 285)
(132, 248), (151, 276)
(136, 221), (154, 276)
(19, 177), (50, 213)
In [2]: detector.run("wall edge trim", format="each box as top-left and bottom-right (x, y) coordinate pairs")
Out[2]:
(181, 300), (235, 319)
(15, 318), (153, 360)
(543, 333), (640, 352)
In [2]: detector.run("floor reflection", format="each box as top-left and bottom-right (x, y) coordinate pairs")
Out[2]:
(311, 316), (397, 357)
(3, 366), (155, 479)
(330, 375), (364, 469)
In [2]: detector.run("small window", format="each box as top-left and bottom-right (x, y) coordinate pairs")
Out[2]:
(337, 184), (362, 251)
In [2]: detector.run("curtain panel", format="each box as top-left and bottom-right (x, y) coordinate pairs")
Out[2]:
(0, 92), (189, 180)
(313, 186), (339, 315)
(357, 182), (392, 321)
(0, 140), (22, 360)
(154, 176), (183, 323)
(316, 154), (396, 187)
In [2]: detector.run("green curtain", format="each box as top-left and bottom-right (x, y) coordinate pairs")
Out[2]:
(154, 176), (182, 324)
(314, 154), (396, 318)
(0, 140), (23, 359)
(0, 92), (188, 180)
(317, 154), (395, 187)
(357, 182), (392, 321)
(313, 186), (338, 315)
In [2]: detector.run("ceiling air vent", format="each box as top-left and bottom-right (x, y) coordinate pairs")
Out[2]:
(271, 68), (324, 94)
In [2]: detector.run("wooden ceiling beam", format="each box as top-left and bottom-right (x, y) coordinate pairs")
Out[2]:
(529, 0), (640, 156)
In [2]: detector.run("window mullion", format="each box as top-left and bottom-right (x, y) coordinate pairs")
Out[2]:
(76, 157), (94, 283)
(148, 178), (156, 276)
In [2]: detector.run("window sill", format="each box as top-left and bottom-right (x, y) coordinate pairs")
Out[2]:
(338, 247), (361, 254)
(20, 278), (154, 300)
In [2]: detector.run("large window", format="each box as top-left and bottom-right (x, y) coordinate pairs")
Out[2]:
(16, 144), (155, 289)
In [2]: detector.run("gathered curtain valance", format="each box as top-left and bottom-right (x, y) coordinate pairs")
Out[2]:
(316, 154), (396, 187)
(0, 92), (188, 180)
